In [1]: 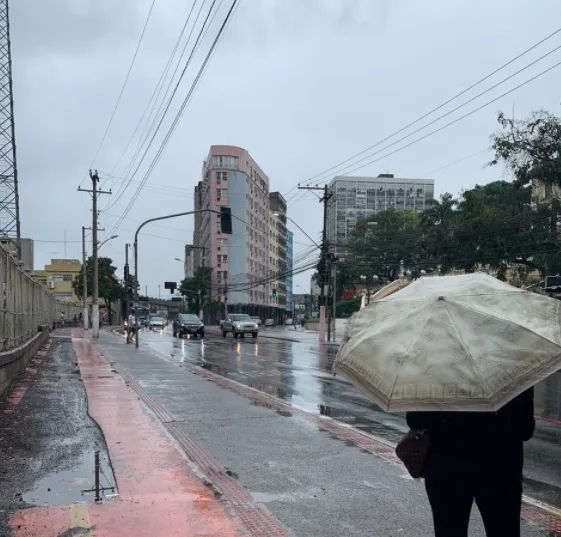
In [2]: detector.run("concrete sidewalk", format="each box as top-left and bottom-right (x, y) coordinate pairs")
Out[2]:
(1, 329), (257, 537)
(90, 329), (561, 536)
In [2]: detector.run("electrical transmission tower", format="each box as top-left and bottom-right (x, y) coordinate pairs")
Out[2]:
(0, 0), (20, 255)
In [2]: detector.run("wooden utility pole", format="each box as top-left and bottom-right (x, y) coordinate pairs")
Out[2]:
(81, 226), (92, 330)
(297, 184), (333, 342)
(78, 170), (111, 338)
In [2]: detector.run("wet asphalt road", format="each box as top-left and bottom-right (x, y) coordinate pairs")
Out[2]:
(139, 325), (561, 506)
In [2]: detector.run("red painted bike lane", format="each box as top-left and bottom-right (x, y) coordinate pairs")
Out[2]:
(10, 330), (251, 537)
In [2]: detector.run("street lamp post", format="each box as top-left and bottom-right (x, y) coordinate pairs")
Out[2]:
(134, 210), (226, 348)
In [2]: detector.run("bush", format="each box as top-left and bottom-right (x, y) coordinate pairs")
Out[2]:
(336, 297), (361, 318)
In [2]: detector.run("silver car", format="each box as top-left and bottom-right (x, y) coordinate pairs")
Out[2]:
(221, 314), (259, 339)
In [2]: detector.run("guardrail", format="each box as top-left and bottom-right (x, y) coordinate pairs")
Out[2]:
(0, 246), (81, 350)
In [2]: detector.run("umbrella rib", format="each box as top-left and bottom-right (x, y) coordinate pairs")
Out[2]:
(387, 300), (440, 404)
(452, 299), (561, 347)
(442, 301), (490, 399)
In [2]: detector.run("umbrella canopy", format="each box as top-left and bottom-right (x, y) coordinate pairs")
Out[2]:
(333, 273), (561, 412)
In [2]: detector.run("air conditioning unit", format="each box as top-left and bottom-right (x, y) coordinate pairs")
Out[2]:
(49, 281), (55, 289)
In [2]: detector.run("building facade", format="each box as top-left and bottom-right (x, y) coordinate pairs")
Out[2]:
(286, 230), (294, 316)
(32, 258), (82, 303)
(268, 192), (287, 322)
(194, 145), (271, 318)
(327, 174), (435, 252)
(183, 244), (195, 279)
(532, 179), (561, 208)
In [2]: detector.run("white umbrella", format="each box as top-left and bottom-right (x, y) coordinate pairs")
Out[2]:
(333, 273), (561, 412)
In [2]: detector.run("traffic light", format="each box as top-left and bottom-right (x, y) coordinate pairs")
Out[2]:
(272, 288), (277, 299)
(220, 207), (233, 234)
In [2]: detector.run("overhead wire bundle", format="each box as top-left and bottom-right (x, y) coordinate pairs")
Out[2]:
(90, 0), (239, 240)
(283, 26), (561, 207)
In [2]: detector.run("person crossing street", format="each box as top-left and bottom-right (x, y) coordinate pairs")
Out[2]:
(126, 310), (136, 344)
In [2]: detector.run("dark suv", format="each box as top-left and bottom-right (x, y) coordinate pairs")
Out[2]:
(172, 313), (204, 338)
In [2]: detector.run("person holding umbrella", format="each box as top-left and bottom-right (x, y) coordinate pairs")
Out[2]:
(334, 273), (559, 537)
(406, 388), (534, 536)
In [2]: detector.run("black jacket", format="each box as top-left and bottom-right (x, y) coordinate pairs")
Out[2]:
(405, 387), (535, 457)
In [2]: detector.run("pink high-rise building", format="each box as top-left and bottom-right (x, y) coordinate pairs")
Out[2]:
(194, 145), (274, 319)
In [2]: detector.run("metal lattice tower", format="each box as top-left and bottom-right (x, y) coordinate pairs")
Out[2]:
(0, 0), (20, 251)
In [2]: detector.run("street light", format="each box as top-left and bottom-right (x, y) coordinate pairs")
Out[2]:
(99, 234), (118, 249)
(273, 212), (320, 248)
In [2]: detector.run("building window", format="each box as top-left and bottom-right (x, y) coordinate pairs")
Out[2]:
(53, 274), (73, 282)
(217, 188), (228, 198)
(218, 238), (228, 246)
(213, 156), (238, 169)
(53, 293), (73, 301)
(216, 171), (228, 182)
(217, 254), (228, 264)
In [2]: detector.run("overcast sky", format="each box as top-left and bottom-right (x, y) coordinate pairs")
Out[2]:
(10, 0), (561, 296)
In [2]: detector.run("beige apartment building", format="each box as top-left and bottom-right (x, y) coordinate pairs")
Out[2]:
(33, 259), (82, 303)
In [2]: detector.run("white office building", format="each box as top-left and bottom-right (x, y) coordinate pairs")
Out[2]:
(327, 174), (435, 251)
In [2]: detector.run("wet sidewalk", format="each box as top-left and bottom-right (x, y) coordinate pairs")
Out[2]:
(0, 329), (256, 537)
(92, 329), (561, 536)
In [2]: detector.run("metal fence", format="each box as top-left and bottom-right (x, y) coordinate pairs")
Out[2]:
(1, 246), (81, 350)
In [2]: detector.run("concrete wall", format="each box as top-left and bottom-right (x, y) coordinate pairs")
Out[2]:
(0, 328), (49, 396)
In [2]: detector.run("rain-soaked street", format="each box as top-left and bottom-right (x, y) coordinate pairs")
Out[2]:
(140, 325), (561, 506)
(4, 327), (561, 536)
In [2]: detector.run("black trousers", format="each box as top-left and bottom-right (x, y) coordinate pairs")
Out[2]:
(424, 449), (523, 537)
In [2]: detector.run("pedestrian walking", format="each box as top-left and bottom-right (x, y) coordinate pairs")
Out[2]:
(406, 388), (535, 536)
(60, 311), (66, 327)
(126, 310), (136, 344)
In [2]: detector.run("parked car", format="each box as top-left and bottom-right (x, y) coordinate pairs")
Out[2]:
(221, 314), (259, 338)
(173, 313), (204, 338)
(264, 318), (274, 327)
(252, 317), (262, 326)
(149, 316), (166, 330)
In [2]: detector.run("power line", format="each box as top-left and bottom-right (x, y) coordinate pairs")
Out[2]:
(111, 0), (240, 232)
(104, 0), (215, 210)
(287, 56), (561, 212)
(105, 0), (234, 232)
(284, 26), (561, 203)
(105, 0), (201, 192)
(81, 0), (158, 186)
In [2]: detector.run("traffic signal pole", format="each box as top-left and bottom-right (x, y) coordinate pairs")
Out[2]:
(133, 209), (232, 348)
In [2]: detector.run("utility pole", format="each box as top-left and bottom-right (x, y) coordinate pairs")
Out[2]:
(123, 243), (130, 317)
(81, 226), (92, 330)
(298, 184), (333, 342)
(78, 170), (111, 338)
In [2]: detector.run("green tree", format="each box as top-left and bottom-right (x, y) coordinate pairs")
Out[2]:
(490, 110), (561, 189)
(179, 266), (213, 314)
(73, 257), (123, 324)
(345, 208), (423, 282)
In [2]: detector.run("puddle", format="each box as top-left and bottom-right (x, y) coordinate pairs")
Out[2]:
(22, 450), (116, 506)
